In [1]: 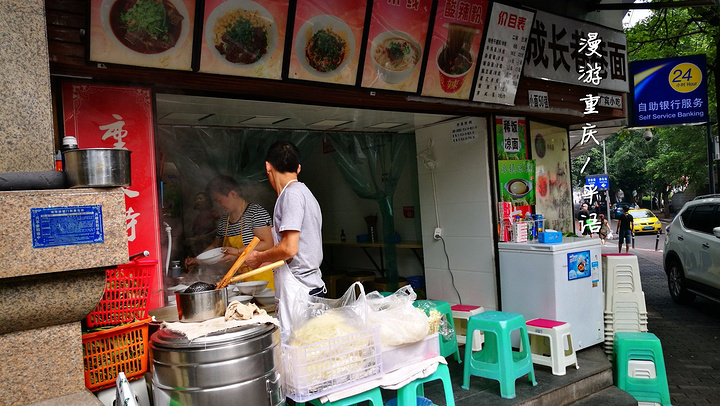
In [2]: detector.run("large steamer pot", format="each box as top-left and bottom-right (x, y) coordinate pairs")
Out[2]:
(63, 148), (131, 188)
(151, 324), (284, 406)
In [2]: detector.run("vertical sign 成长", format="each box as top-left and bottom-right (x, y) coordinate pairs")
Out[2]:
(361, 0), (433, 92)
(421, 0), (489, 99)
(62, 83), (163, 310)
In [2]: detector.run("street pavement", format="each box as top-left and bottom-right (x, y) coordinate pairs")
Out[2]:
(598, 218), (720, 406)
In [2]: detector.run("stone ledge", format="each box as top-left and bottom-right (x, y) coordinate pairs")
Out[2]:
(0, 188), (128, 278)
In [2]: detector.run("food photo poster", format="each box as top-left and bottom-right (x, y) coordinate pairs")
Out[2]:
(360, 0), (432, 92)
(200, 0), (289, 78)
(421, 0), (488, 99)
(288, 0), (367, 85)
(498, 159), (536, 208)
(90, 0), (195, 70)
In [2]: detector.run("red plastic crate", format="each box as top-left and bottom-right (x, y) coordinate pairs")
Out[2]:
(82, 318), (151, 391)
(85, 259), (156, 327)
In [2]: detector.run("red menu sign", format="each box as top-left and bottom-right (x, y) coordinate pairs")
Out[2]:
(62, 83), (163, 310)
(361, 0), (432, 92)
(421, 0), (489, 99)
(288, 0), (367, 85)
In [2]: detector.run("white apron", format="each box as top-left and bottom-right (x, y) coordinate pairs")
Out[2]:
(272, 179), (305, 337)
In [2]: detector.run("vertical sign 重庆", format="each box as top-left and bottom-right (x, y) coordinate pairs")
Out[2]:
(472, 3), (534, 105)
(421, 0), (489, 99)
(62, 83), (163, 310)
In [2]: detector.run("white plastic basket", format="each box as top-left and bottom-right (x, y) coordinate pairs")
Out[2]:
(282, 327), (383, 402)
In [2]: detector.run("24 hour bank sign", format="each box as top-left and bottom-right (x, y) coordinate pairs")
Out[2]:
(631, 54), (709, 127)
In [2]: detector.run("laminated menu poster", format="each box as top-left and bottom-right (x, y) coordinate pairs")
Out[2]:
(472, 3), (534, 105)
(421, 0), (488, 99)
(360, 0), (432, 92)
(288, 0), (367, 85)
(498, 159), (535, 208)
(495, 116), (527, 160)
(200, 0), (289, 79)
(90, 0), (195, 70)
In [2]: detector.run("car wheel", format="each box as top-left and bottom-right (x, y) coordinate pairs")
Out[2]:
(668, 260), (695, 305)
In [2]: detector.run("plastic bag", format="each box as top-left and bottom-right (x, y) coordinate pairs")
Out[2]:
(290, 281), (369, 343)
(413, 300), (455, 342)
(366, 286), (430, 347)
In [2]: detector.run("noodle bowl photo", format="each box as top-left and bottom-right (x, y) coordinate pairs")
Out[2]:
(101, 0), (190, 57)
(204, 0), (277, 68)
(371, 31), (422, 84)
(295, 14), (355, 78)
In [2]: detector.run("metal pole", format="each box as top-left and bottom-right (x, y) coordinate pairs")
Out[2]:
(603, 140), (611, 222)
(708, 122), (716, 194)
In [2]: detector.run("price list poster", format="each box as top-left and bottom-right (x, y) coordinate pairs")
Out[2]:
(472, 3), (534, 104)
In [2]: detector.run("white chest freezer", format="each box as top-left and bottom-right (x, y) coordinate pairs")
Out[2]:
(499, 237), (604, 350)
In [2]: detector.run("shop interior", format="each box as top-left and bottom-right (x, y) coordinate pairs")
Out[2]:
(155, 93), (464, 297)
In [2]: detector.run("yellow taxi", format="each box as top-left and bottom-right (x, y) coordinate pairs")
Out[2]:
(628, 209), (663, 234)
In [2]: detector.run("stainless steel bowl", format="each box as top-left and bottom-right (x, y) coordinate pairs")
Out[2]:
(175, 288), (228, 322)
(63, 148), (131, 188)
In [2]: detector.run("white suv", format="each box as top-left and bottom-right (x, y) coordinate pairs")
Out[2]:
(663, 195), (720, 304)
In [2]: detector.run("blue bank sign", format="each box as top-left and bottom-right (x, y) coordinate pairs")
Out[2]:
(631, 54), (708, 127)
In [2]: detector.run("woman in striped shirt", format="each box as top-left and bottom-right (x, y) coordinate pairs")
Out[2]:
(186, 175), (275, 289)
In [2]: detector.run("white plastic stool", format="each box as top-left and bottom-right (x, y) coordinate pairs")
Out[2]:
(526, 318), (579, 376)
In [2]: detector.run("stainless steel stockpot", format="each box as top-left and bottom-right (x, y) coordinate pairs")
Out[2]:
(151, 324), (283, 406)
(63, 148), (131, 188)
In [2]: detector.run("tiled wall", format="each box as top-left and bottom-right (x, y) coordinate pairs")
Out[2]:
(416, 117), (498, 310)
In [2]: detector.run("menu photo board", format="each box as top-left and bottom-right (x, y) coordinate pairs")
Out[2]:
(421, 0), (489, 99)
(498, 159), (536, 207)
(288, 0), (368, 85)
(360, 0), (432, 92)
(200, 0), (289, 79)
(90, 0), (195, 70)
(472, 3), (534, 105)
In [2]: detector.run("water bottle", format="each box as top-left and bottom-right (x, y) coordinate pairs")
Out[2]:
(535, 214), (544, 233)
(60, 135), (78, 170)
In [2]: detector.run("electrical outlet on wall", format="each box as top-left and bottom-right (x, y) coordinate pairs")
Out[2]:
(434, 227), (442, 240)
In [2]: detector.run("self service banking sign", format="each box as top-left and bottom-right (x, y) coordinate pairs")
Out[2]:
(631, 54), (708, 126)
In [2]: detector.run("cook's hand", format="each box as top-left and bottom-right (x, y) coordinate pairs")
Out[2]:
(219, 247), (239, 263)
(245, 251), (261, 269)
(184, 257), (198, 271)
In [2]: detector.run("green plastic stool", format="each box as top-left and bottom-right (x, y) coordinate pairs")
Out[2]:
(462, 311), (537, 399)
(396, 363), (455, 406)
(296, 386), (384, 406)
(413, 300), (461, 363)
(613, 332), (671, 406)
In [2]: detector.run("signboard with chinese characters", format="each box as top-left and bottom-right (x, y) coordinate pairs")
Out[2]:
(199, 0), (289, 79)
(631, 54), (709, 127)
(421, 0), (489, 99)
(523, 11), (629, 93)
(89, 0), (195, 70)
(597, 93), (622, 109)
(472, 3), (534, 105)
(62, 83), (163, 310)
(495, 116), (527, 159)
(361, 0), (432, 92)
(585, 174), (609, 191)
(498, 159), (536, 206)
(288, 0), (367, 85)
(528, 90), (549, 109)
(451, 119), (479, 143)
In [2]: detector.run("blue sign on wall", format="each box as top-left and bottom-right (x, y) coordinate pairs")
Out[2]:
(31, 205), (104, 248)
(631, 54), (708, 127)
(585, 174), (609, 191)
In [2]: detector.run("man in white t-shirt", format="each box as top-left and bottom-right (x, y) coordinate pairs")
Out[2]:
(246, 141), (325, 335)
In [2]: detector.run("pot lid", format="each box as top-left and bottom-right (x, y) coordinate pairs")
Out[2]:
(151, 323), (276, 349)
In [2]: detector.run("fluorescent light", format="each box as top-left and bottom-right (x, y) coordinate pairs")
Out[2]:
(309, 120), (352, 128)
(367, 122), (406, 129)
(239, 116), (289, 125)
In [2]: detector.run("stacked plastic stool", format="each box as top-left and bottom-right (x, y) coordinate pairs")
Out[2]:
(413, 300), (461, 363)
(525, 318), (579, 376)
(462, 311), (537, 399)
(603, 254), (648, 358)
(613, 332), (671, 406)
(392, 362), (456, 406)
(295, 387), (384, 406)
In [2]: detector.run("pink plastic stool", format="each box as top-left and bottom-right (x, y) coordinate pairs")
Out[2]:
(526, 318), (579, 376)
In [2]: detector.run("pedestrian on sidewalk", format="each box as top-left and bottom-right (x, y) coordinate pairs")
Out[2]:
(616, 206), (634, 253)
(577, 203), (592, 238)
(598, 214), (610, 245)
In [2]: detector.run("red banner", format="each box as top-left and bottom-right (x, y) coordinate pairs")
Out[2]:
(62, 83), (163, 310)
